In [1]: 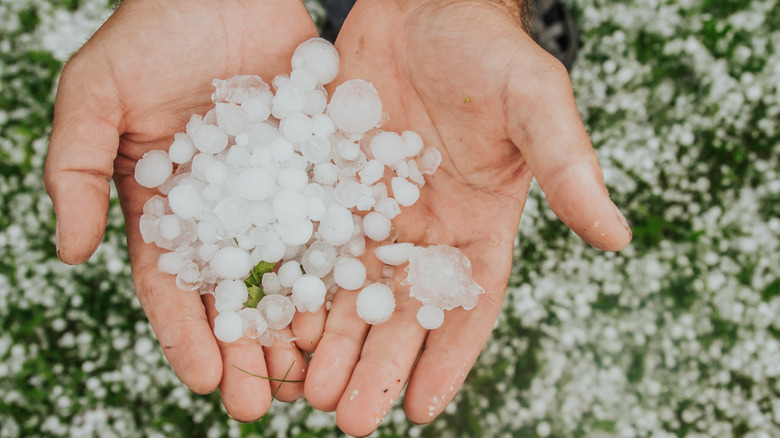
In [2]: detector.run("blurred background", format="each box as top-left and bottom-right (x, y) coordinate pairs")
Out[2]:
(0, 0), (778, 436)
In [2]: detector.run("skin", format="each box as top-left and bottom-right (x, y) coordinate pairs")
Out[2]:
(44, 0), (317, 421)
(300, 0), (631, 436)
(45, 0), (631, 434)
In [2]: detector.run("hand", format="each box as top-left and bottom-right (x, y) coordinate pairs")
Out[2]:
(300, 0), (632, 435)
(44, 0), (317, 421)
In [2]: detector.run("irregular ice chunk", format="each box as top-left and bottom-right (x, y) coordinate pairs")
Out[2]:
(332, 256), (366, 290)
(213, 311), (243, 343)
(374, 243), (415, 266)
(405, 245), (484, 311)
(212, 75), (271, 105)
(416, 304), (444, 330)
(261, 272), (282, 294)
(328, 79), (383, 134)
(356, 283), (395, 325)
(418, 146), (442, 174)
(291, 37), (340, 85)
(211, 247), (252, 279)
(374, 197), (401, 219)
(135, 150), (172, 188)
(292, 274), (327, 312)
(358, 159), (385, 185)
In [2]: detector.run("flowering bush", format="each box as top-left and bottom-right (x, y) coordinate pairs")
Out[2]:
(0, 0), (778, 436)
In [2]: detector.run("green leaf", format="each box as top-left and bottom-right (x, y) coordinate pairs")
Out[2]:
(244, 285), (264, 308)
(246, 260), (276, 288)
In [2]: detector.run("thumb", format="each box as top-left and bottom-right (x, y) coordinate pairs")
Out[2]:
(44, 51), (123, 264)
(507, 46), (631, 251)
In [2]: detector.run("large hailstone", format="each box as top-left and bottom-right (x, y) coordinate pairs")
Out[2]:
(327, 79), (383, 134)
(405, 245), (484, 311)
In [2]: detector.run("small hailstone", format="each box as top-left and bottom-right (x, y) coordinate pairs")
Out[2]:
(238, 308), (268, 339)
(302, 135), (332, 164)
(241, 98), (271, 122)
(213, 311), (244, 343)
(374, 243), (415, 265)
(139, 215), (158, 243)
(319, 204), (355, 246)
(278, 260), (303, 287)
(391, 177), (420, 207)
(333, 256), (367, 290)
(168, 133), (196, 164)
(291, 37), (340, 85)
(302, 241), (338, 278)
(260, 235), (286, 263)
(273, 189), (309, 223)
(275, 219), (313, 246)
(272, 84), (306, 118)
(197, 221), (218, 245)
(313, 162), (338, 185)
(210, 247), (252, 279)
(418, 146), (442, 174)
(167, 184), (204, 219)
(407, 159), (425, 186)
(345, 235), (366, 257)
(143, 195), (167, 217)
(303, 89), (328, 116)
(176, 262), (202, 290)
(216, 102), (250, 136)
(395, 161), (409, 178)
(358, 159), (385, 185)
(280, 113), (313, 145)
(328, 79), (383, 134)
(311, 113), (336, 137)
(270, 137), (295, 162)
(135, 150), (173, 188)
(401, 131), (424, 157)
(157, 251), (185, 275)
(202, 159), (228, 186)
(356, 283), (396, 325)
(215, 279), (249, 303)
(337, 139), (361, 161)
(363, 211), (392, 242)
(370, 132), (406, 166)
(261, 272), (282, 294)
(191, 124), (229, 154)
(292, 274), (327, 312)
(416, 304), (444, 330)
(157, 215), (181, 241)
(258, 294), (296, 330)
(335, 179), (368, 209)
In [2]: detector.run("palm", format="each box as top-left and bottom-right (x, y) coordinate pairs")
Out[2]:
(305, 1), (632, 435)
(45, 0), (317, 421)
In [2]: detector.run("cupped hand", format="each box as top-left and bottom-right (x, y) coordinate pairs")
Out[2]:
(44, 0), (317, 421)
(301, 0), (632, 435)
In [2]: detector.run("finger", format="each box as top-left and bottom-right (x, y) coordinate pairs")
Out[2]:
(292, 305), (327, 352)
(44, 53), (123, 264)
(263, 336), (307, 402)
(403, 240), (513, 424)
(203, 294), (273, 421)
(506, 46), (631, 251)
(305, 289), (369, 412)
(335, 278), (427, 437)
(116, 173), (223, 395)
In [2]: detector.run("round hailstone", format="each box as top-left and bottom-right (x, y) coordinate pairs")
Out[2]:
(234, 168), (276, 200)
(157, 215), (181, 241)
(216, 102), (250, 136)
(302, 241), (338, 278)
(280, 113), (313, 145)
(362, 211), (392, 242)
(291, 37), (340, 85)
(210, 247), (252, 279)
(291, 274), (327, 312)
(402, 130), (424, 157)
(356, 283), (396, 325)
(168, 133), (196, 164)
(238, 308), (269, 339)
(258, 294), (296, 330)
(319, 204), (354, 246)
(275, 219), (313, 246)
(345, 235), (366, 257)
(370, 132), (406, 166)
(167, 184), (204, 219)
(391, 177), (421, 207)
(327, 79), (383, 134)
(311, 113), (336, 137)
(241, 97), (271, 122)
(213, 311), (243, 343)
(374, 242), (415, 266)
(416, 304), (445, 330)
(332, 256), (367, 290)
(135, 150), (172, 188)
(192, 124), (229, 154)
(197, 221), (218, 245)
(215, 279), (249, 303)
(301, 135), (332, 164)
(278, 260), (303, 287)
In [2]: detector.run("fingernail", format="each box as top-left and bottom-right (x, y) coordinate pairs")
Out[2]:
(614, 205), (631, 236)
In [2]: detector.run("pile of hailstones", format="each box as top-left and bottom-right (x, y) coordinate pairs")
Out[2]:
(134, 38), (484, 345)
